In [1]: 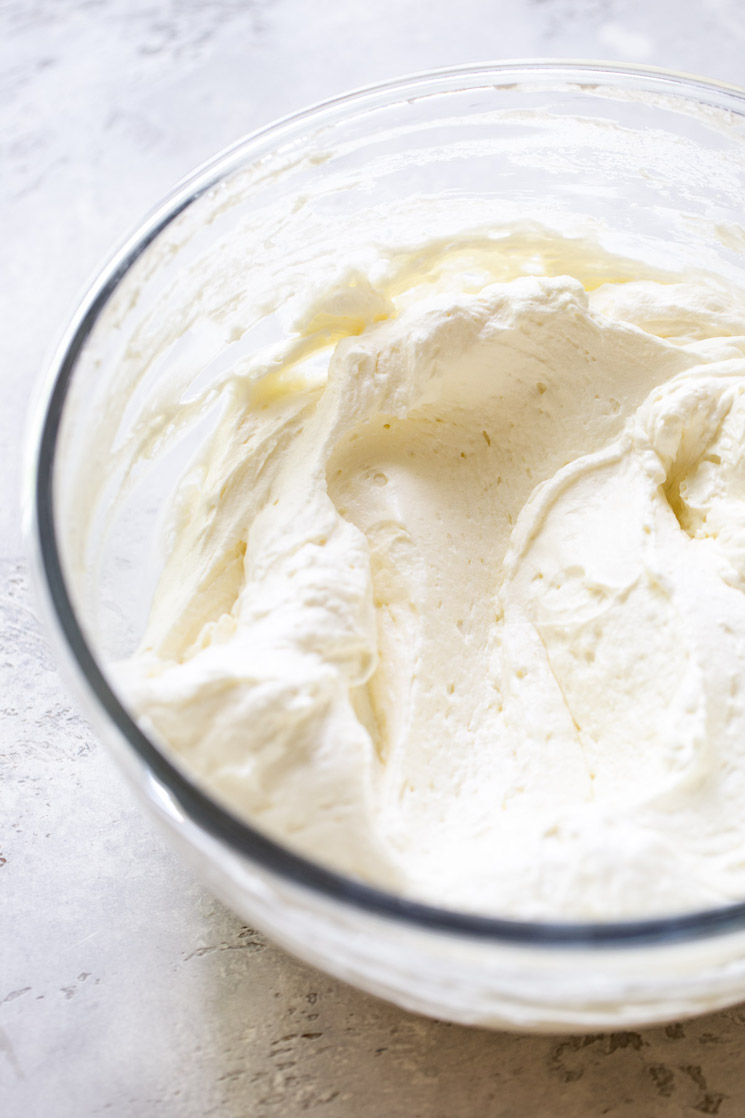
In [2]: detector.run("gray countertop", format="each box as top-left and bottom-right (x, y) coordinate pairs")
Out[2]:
(5, 2), (745, 1114)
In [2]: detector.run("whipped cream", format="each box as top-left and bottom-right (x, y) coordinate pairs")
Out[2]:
(118, 227), (745, 920)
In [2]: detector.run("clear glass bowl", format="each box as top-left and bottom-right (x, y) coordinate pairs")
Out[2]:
(26, 61), (745, 1031)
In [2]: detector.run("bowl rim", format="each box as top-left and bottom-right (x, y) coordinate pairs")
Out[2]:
(27, 58), (745, 949)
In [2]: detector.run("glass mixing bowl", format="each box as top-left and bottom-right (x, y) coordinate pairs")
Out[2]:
(26, 61), (745, 1031)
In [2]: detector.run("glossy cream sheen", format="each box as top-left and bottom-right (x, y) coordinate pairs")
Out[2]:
(119, 231), (745, 919)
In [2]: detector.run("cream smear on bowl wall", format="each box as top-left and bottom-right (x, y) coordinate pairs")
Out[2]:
(40, 69), (745, 1027)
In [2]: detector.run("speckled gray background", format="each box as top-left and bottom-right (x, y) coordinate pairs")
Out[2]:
(5, 2), (745, 1115)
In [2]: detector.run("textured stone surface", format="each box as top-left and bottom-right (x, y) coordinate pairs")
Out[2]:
(5, 1), (745, 1114)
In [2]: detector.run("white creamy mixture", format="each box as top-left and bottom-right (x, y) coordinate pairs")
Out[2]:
(119, 228), (745, 919)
